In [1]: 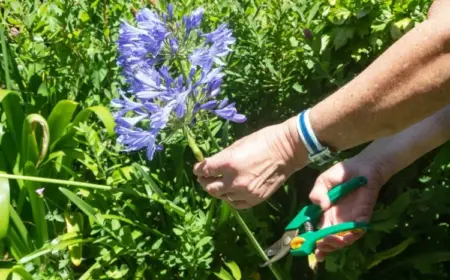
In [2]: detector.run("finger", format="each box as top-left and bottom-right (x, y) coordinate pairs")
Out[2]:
(309, 175), (334, 211)
(219, 192), (241, 201)
(321, 235), (347, 249)
(315, 242), (336, 253)
(309, 163), (351, 211)
(193, 154), (226, 178)
(228, 200), (251, 209)
(341, 230), (365, 244)
(198, 178), (227, 197)
(315, 250), (326, 262)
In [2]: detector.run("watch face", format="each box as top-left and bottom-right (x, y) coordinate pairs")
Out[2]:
(309, 148), (338, 166)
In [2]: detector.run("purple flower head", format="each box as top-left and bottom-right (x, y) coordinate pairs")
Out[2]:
(212, 98), (247, 123)
(170, 37), (179, 54)
(183, 7), (204, 36)
(117, 9), (168, 74)
(112, 4), (246, 161)
(168, 4), (174, 20)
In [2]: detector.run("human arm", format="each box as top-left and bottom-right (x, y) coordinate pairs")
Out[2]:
(309, 104), (450, 261)
(194, 1), (450, 208)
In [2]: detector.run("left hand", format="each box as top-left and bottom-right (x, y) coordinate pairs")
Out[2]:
(308, 157), (388, 262)
(193, 118), (307, 209)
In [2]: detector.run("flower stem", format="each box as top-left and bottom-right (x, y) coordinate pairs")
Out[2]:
(231, 209), (283, 279)
(203, 115), (221, 151)
(202, 132), (284, 280)
(176, 59), (281, 278)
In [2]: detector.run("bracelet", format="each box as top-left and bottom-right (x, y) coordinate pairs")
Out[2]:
(296, 109), (338, 165)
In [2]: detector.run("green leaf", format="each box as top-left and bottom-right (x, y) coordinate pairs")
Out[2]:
(91, 68), (108, 89)
(23, 162), (48, 248)
(0, 265), (34, 280)
(21, 114), (49, 168)
(60, 149), (99, 176)
(151, 238), (163, 250)
(64, 212), (84, 267)
(19, 236), (92, 264)
(79, 261), (102, 280)
(9, 205), (30, 250)
(292, 83), (305, 94)
(328, 7), (351, 25)
(0, 172), (10, 240)
(307, 2), (322, 23)
(224, 261), (241, 280)
(133, 163), (165, 198)
(72, 105), (116, 136)
(59, 188), (119, 240)
(1, 92), (25, 148)
(333, 27), (355, 49)
(6, 226), (30, 260)
(0, 89), (12, 102)
(196, 237), (212, 249)
(390, 18), (414, 40)
(367, 237), (415, 269)
(214, 267), (234, 280)
(79, 10), (90, 22)
(0, 25), (12, 89)
(47, 100), (78, 146)
(289, 36), (299, 47)
(59, 187), (100, 224)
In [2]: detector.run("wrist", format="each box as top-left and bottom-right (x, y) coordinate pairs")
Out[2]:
(281, 116), (309, 171)
(351, 151), (397, 188)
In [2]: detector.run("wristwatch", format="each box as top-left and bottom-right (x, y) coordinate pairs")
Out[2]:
(296, 109), (339, 166)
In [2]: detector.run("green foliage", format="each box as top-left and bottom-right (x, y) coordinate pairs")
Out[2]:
(1, 0), (449, 279)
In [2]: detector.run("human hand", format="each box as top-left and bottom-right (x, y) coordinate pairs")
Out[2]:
(308, 157), (389, 262)
(193, 117), (307, 209)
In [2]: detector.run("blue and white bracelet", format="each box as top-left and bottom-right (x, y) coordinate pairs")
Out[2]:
(296, 109), (337, 166)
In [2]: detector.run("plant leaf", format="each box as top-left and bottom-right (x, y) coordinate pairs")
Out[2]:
(23, 161), (48, 249)
(224, 261), (241, 280)
(1, 92), (24, 148)
(0, 265), (34, 280)
(47, 100), (78, 146)
(214, 266), (234, 280)
(21, 114), (49, 168)
(0, 172), (10, 240)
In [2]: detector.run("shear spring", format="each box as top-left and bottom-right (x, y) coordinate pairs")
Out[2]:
(304, 221), (314, 232)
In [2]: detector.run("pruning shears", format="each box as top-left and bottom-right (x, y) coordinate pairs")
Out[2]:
(261, 176), (370, 267)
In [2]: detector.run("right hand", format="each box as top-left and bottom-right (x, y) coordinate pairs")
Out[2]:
(308, 157), (389, 262)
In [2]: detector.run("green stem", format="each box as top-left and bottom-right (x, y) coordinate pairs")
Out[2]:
(204, 115), (221, 151)
(231, 209), (283, 279)
(0, 173), (186, 217)
(201, 130), (283, 280)
(176, 60), (282, 278)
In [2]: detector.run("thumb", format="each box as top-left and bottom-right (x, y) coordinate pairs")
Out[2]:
(309, 176), (332, 211)
(309, 163), (350, 211)
(193, 152), (226, 178)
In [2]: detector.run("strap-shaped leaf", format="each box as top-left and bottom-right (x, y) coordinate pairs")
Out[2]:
(72, 105), (116, 136)
(0, 264), (33, 280)
(0, 172), (10, 240)
(50, 105), (116, 151)
(21, 114), (49, 168)
(1, 91), (24, 149)
(47, 100), (78, 146)
(23, 162), (48, 249)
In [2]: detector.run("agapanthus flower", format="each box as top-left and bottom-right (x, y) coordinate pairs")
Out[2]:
(112, 4), (246, 160)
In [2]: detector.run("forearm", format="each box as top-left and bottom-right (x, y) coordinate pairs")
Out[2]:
(354, 105), (450, 182)
(308, 13), (450, 152)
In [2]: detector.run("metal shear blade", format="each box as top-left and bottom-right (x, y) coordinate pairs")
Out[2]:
(260, 230), (298, 267)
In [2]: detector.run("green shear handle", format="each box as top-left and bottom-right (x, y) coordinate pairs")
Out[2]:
(261, 176), (370, 267)
(285, 176), (368, 231)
